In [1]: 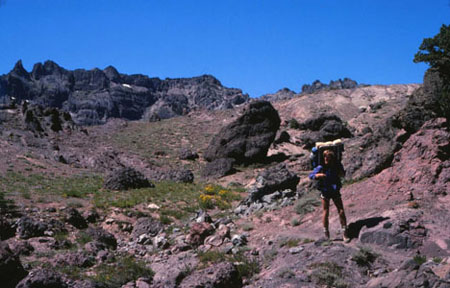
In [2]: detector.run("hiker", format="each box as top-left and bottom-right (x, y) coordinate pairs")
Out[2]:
(309, 149), (349, 242)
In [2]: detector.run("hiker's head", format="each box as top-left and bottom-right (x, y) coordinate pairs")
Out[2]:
(323, 150), (335, 165)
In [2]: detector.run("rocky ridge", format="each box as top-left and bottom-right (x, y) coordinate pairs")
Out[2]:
(0, 60), (249, 125)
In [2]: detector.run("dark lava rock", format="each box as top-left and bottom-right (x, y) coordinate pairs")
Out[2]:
(53, 251), (95, 268)
(64, 208), (88, 229)
(394, 68), (445, 134)
(9, 240), (34, 256)
(0, 216), (15, 240)
(131, 217), (164, 239)
(301, 78), (358, 94)
(103, 167), (154, 190)
(260, 87), (296, 102)
(186, 222), (215, 247)
(179, 261), (242, 288)
(84, 210), (100, 223)
(298, 113), (352, 148)
(0, 241), (28, 288)
(22, 104), (74, 135)
(204, 100), (281, 165)
(16, 268), (68, 288)
(179, 148), (199, 160)
(201, 158), (235, 178)
(248, 163), (300, 202)
(17, 216), (48, 239)
(156, 169), (195, 183)
(0, 60), (249, 125)
(274, 130), (291, 145)
(84, 227), (117, 249)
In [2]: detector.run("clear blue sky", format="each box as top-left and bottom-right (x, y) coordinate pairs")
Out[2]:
(0, 0), (449, 97)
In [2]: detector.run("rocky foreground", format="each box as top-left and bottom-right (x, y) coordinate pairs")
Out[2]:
(0, 66), (449, 287)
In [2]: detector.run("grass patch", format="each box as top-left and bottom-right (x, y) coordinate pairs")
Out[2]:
(93, 181), (206, 220)
(0, 171), (102, 199)
(413, 255), (427, 266)
(92, 255), (154, 288)
(198, 250), (227, 264)
(198, 250), (260, 279)
(279, 237), (300, 248)
(295, 190), (320, 215)
(351, 246), (379, 267)
(76, 231), (93, 245)
(291, 218), (301, 226)
(277, 267), (295, 279)
(310, 261), (347, 288)
(241, 222), (254, 232)
(433, 257), (443, 263)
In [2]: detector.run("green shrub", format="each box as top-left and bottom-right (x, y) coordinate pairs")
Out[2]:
(92, 255), (154, 288)
(413, 255), (427, 265)
(310, 262), (347, 288)
(351, 246), (379, 267)
(288, 118), (300, 129)
(295, 192), (320, 215)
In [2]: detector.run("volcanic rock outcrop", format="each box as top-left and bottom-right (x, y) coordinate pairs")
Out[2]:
(0, 60), (249, 125)
(203, 100), (281, 165)
(301, 78), (358, 94)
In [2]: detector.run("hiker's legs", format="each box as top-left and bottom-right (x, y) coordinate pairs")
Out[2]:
(322, 198), (330, 232)
(332, 196), (347, 228)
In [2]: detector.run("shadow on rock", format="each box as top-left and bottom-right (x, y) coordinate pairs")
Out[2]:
(348, 217), (390, 239)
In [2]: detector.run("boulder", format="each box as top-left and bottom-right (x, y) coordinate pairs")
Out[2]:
(16, 216), (48, 239)
(53, 251), (95, 268)
(16, 268), (68, 288)
(179, 262), (242, 288)
(0, 241), (28, 288)
(201, 158), (235, 178)
(298, 113), (352, 148)
(64, 208), (88, 229)
(0, 216), (15, 240)
(248, 163), (300, 202)
(179, 148), (199, 160)
(273, 130), (291, 145)
(186, 222), (215, 247)
(84, 227), (117, 250)
(131, 217), (164, 239)
(9, 240), (34, 256)
(204, 100), (281, 164)
(103, 167), (154, 190)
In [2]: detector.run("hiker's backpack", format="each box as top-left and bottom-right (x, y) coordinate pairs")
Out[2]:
(310, 139), (344, 169)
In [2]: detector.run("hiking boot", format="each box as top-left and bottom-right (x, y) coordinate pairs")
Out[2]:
(342, 227), (350, 243)
(323, 228), (330, 240)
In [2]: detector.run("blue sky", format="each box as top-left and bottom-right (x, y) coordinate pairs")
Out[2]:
(0, 0), (449, 97)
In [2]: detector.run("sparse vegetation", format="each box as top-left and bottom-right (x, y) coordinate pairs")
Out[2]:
(413, 255), (427, 266)
(295, 190), (321, 215)
(310, 261), (347, 288)
(277, 267), (295, 278)
(351, 246), (379, 267)
(0, 171), (102, 199)
(197, 250), (260, 279)
(290, 217), (301, 226)
(288, 118), (300, 129)
(92, 255), (154, 288)
(198, 184), (242, 211)
(279, 237), (300, 248)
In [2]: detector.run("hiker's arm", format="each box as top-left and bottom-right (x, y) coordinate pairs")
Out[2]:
(309, 166), (324, 180)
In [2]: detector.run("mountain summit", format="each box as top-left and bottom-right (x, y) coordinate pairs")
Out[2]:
(0, 60), (249, 125)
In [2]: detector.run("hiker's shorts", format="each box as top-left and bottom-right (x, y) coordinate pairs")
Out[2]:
(320, 190), (341, 201)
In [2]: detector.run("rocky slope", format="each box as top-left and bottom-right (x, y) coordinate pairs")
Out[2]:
(0, 68), (449, 288)
(0, 60), (249, 125)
